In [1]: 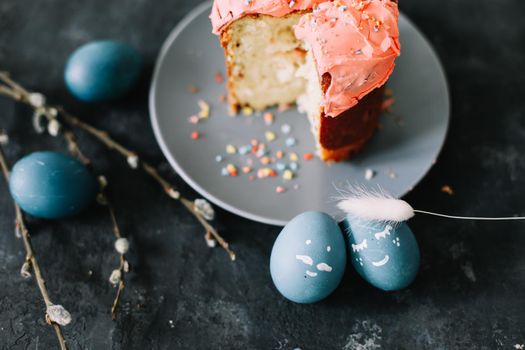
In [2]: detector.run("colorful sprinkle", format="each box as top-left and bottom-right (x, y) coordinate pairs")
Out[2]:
(214, 71), (224, 84)
(239, 145), (251, 155)
(255, 145), (267, 158)
(198, 99), (210, 118)
(281, 124), (291, 134)
(441, 185), (454, 195)
(242, 106), (254, 116)
(263, 112), (274, 125)
(226, 164), (238, 176)
(303, 152), (314, 161)
(276, 150), (284, 159)
(215, 155), (223, 163)
(260, 156), (271, 165)
(188, 85), (200, 94)
(283, 170), (294, 181)
(265, 131), (276, 142)
(226, 144), (237, 154)
(289, 162), (299, 171)
(191, 131), (200, 140)
(278, 103), (291, 112)
(221, 167), (229, 176)
(275, 163), (286, 172)
(289, 152), (299, 161)
(275, 186), (287, 193)
(285, 137), (297, 147)
(188, 115), (199, 124)
(365, 168), (375, 180)
(242, 166), (252, 174)
(257, 168), (277, 178)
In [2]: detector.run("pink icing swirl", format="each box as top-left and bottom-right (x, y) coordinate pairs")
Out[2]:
(295, 0), (400, 117)
(210, 0), (323, 34)
(210, 0), (400, 118)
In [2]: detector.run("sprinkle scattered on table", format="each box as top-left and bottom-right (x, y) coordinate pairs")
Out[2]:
(188, 85), (200, 94)
(285, 137), (297, 147)
(388, 170), (397, 179)
(188, 115), (199, 124)
(226, 144), (237, 154)
(275, 186), (287, 193)
(239, 145), (251, 155)
(198, 99), (210, 118)
(441, 185), (454, 195)
(214, 71), (224, 84)
(278, 103), (291, 112)
(365, 168), (376, 180)
(281, 124), (291, 134)
(226, 163), (238, 176)
(242, 106), (254, 116)
(263, 112), (274, 125)
(191, 131), (200, 140)
(283, 169), (294, 181)
(215, 155), (223, 162)
(303, 152), (314, 161)
(265, 131), (276, 142)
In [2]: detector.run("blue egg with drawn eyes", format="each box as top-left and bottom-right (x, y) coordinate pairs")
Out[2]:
(270, 211), (346, 304)
(9, 151), (98, 219)
(65, 40), (142, 102)
(341, 217), (420, 291)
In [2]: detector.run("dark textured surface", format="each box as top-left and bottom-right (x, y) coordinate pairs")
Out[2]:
(1, 0), (525, 349)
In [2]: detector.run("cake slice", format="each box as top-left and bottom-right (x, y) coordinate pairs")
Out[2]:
(211, 0), (400, 161)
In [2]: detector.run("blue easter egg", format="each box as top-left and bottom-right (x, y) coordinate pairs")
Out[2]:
(9, 152), (98, 219)
(270, 211), (346, 303)
(64, 40), (142, 102)
(341, 218), (420, 291)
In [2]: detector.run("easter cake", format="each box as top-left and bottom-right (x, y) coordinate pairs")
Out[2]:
(210, 0), (400, 161)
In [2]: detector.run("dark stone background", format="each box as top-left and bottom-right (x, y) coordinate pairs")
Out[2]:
(1, 0), (525, 349)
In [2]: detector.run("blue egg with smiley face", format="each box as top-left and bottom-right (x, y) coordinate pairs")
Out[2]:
(270, 212), (346, 303)
(341, 217), (420, 291)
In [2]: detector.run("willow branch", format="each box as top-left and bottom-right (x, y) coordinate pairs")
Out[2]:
(0, 71), (235, 260)
(0, 143), (68, 350)
(60, 110), (235, 261)
(60, 127), (128, 320)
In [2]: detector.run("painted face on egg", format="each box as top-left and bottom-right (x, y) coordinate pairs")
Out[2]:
(341, 217), (420, 291)
(270, 212), (346, 304)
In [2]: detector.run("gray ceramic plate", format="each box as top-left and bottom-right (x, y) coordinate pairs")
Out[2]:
(149, 2), (450, 226)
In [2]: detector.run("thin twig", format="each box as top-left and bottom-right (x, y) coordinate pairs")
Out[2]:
(0, 72), (235, 260)
(0, 143), (68, 350)
(60, 109), (235, 260)
(106, 200), (128, 320)
(60, 126), (129, 320)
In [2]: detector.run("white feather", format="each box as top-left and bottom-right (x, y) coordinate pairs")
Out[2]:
(336, 186), (414, 222)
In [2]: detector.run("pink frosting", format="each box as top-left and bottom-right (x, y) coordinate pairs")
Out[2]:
(210, 0), (400, 118)
(210, 0), (323, 34)
(295, 0), (400, 117)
